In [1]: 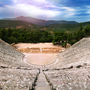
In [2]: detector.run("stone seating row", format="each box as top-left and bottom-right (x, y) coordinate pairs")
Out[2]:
(0, 69), (39, 90)
(50, 38), (90, 68)
(0, 39), (25, 67)
(44, 68), (90, 90)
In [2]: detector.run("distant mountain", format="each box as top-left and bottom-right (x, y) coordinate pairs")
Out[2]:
(2, 16), (78, 25)
(43, 21), (90, 32)
(0, 20), (40, 29)
(1, 17), (90, 32)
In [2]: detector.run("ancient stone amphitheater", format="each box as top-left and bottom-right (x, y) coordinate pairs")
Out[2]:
(0, 38), (90, 90)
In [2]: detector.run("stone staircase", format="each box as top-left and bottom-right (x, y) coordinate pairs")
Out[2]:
(35, 70), (51, 90)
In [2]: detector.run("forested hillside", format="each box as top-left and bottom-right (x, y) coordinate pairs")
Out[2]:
(45, 21), (90, 32)
(2, 16), (78, 25)
(0, 20), (40, 29)
(0, 24), (90, 47)
(0, 20), (90, 32)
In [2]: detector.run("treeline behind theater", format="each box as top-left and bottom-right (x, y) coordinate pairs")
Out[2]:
(0, 24), (90, 47)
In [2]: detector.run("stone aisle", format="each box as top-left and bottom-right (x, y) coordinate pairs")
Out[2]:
(35, 71), (51, 90)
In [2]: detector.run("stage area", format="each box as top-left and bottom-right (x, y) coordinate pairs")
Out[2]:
(15, 43), (65, 65)
(24, 53), (58, 65)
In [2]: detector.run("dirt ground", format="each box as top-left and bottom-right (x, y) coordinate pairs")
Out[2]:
(15, 43), (64, 49)
(15, 43), (65, 66)
(24, 53), (58, 65)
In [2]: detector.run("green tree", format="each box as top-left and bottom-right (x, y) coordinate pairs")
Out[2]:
(80, 23), (83, 31)
(7, 28), (12, 37)
(8, 36), (17, 44)
(77, 30), (85, 40)
(84, 25), (90, 36)
(67, 33), (73, 42)
(54, 31), (64, 44)
(0, 28), (7, 41)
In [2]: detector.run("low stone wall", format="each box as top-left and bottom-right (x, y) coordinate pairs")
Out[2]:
(18, 47), (63, 53)
(18, 48), (40, 53)
(0, 39), (24, 65)
(42, 47), (62, 53)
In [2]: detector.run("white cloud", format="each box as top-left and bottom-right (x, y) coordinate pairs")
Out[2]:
(12, 0), (75, 19)
(0, 1), (76, 20)
(0, 0), (84, 21)
(13, 0), (48, 4)
(12, 0), (61, 19)
(61, 7), (75, 11)
(34, 0), (47, 3)
(86, 6), (90, 14)
(15, 4), (60, 18)
(57, 6), (75, 18)
(0, 4), (60, 19)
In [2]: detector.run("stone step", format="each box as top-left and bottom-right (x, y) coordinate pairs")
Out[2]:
(35, 72), (51, 90)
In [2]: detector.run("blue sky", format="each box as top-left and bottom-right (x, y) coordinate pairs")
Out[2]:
(0, 0), (90, 22)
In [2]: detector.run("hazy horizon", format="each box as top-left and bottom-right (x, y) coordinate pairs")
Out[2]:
(0, 0), (90, 22)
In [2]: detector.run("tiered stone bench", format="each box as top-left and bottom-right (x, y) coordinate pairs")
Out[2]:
(1, 38), (90, 90)
(0, 68), (39, 90)
(0, 39), (25, 67)
(50, 38), (90, 69)
(44, 68), (90, 90)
